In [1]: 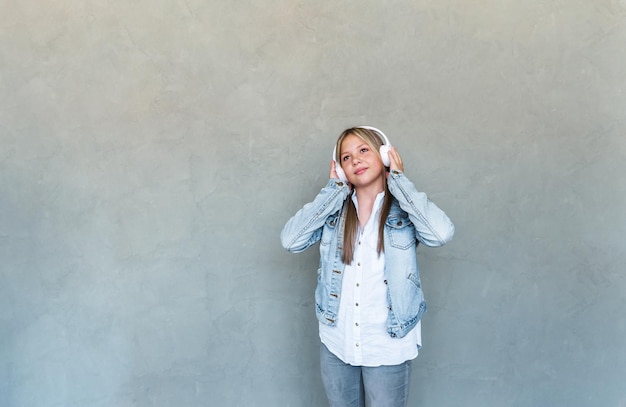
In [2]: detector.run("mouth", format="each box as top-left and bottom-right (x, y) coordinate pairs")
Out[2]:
(354, 168), (367, 176)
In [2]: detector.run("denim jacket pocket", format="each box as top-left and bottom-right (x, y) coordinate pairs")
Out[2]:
(407, 272), (422, 289)
(386, 215), (416, 250)
(321, 214), (338, 246)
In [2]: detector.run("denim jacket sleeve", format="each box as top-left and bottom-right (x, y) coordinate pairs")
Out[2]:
(280, 179), (351, 253)
(387, 170), (455, 247)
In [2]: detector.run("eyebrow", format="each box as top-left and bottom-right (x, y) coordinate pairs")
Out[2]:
(340, 143), (369, 156)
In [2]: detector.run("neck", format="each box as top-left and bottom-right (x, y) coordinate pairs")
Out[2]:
(354, 179), (385, 228)
(355, 186), (382, 203)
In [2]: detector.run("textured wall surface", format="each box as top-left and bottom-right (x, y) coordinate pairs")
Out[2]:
(1, 1), (625, 406)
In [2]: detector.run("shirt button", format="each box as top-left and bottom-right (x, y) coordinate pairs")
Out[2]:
(355, 323), (359, 327)
(356, 343), (360, 347)
(356, 283), (360, 287)
(357, 262), (361, 266)
(355, 303), (359, 307)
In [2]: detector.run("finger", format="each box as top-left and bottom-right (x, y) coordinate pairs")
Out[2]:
(393, 149), (403, 165)
(389, 147), (404, 172)
(390, 149), (399, 163)
(392, 147), (402, 161)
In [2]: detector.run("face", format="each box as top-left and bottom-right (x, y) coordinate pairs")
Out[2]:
(339, 133), (385, 191)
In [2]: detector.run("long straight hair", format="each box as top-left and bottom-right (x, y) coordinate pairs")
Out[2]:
(335, 127), (392, 265)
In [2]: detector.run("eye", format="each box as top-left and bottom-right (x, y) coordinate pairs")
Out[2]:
(342, 155), (350, 162)
(360, 147), (369, 154)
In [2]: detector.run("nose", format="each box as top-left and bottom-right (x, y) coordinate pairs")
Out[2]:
(350, 156), (361, 166)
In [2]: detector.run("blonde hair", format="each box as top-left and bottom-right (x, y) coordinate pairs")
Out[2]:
(336, 127), (392, 265)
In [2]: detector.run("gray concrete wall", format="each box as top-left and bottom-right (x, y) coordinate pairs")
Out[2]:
(1, 1), (625, 406)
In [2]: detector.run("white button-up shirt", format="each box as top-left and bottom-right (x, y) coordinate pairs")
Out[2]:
(320, 192), (421, 367)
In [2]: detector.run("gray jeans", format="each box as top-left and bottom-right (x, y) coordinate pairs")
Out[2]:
(320, 343), (412, 407)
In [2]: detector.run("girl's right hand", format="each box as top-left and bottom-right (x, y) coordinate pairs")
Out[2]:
(330, 161), (352, 190)
(330, 160), (339, 179)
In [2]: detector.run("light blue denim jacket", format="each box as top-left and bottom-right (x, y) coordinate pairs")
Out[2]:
(281, 170), (454, 338)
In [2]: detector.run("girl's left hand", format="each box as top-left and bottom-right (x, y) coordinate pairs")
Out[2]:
(387, 146), (404, 173)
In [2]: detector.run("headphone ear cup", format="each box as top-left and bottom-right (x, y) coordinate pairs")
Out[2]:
(332, 146), (347, 182)
(379, 145), (391, 167)
(334, 161), (348, 182)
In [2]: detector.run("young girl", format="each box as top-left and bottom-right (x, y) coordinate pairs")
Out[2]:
(281, 126), (454, 407)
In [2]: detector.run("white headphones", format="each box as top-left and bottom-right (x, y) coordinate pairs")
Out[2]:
(332, 126), (392, 182)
